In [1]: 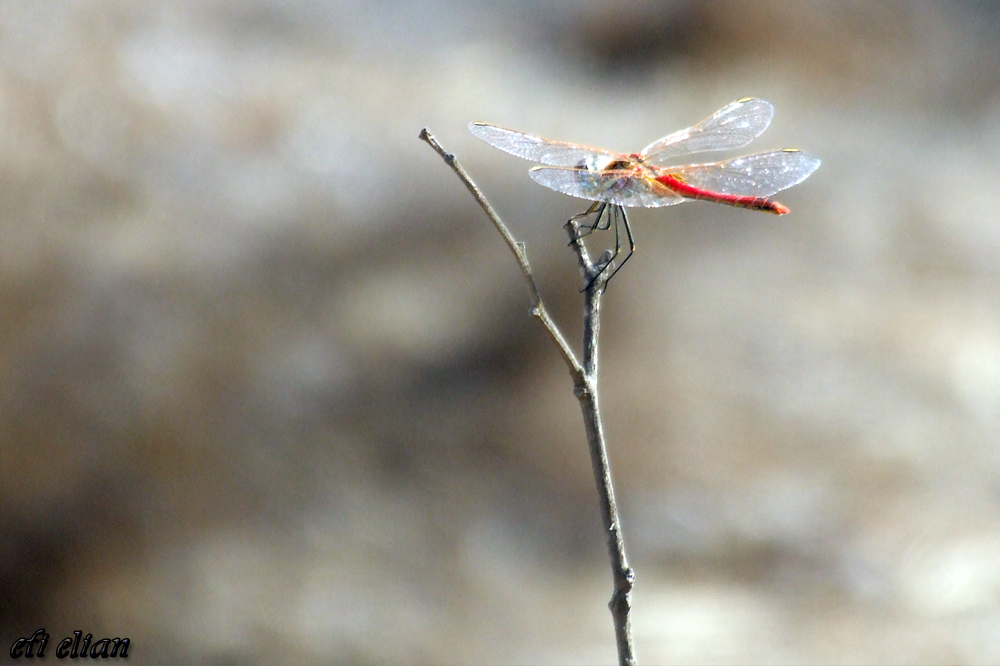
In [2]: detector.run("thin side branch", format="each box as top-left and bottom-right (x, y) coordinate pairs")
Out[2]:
(419, 128), (582, 379)
(421, 128), (635, 666)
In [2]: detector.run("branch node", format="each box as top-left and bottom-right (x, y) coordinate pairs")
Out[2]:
(573, 379), (594, 400)
(620, 566), (636, 590)
(608, 583), (633, 615)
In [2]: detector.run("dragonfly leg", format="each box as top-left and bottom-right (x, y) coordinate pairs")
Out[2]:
(568, 201), (607, 244)
(601, 206), (635, 286)
(583, 204), (631, 292)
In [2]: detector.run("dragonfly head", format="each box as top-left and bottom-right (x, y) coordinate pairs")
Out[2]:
(576, 155), (616, 173)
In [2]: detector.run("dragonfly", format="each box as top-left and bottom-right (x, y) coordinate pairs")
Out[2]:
(469, 97), (820, 287)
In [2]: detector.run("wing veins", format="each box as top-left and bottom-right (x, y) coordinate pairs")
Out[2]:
(640, 98), (774, 164)
(469, 122), (619, 167)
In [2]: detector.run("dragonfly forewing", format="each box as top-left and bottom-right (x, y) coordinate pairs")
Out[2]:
(640, 97), (774, 165)
(468, 122), (619, 167)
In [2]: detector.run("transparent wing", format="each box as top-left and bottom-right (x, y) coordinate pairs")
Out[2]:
(640, 98), (774, 165)
(528, 166), (687, 208)
(469, 122), (620, 167)
(666, 150), (821, 197)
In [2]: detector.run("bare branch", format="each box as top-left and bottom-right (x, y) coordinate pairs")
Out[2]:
(421, 128), (635, 665)
(566, 220), (635, 665)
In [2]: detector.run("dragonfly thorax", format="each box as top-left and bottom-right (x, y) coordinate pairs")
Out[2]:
(575, 155), (637, 173)
(572, 155), (637, 198)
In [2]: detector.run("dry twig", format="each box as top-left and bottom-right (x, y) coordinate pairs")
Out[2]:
(420, 128), (636, 665)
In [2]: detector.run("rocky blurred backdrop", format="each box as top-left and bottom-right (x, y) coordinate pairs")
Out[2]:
(2, 1), (1000, 663)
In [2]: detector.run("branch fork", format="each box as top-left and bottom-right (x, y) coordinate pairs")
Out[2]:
(420, 128), (636, 666)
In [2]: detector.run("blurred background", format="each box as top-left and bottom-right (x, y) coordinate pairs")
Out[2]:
(2, 1), (1000, 663)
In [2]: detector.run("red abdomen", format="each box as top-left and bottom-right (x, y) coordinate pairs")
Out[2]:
(655, 174), (789, 215)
